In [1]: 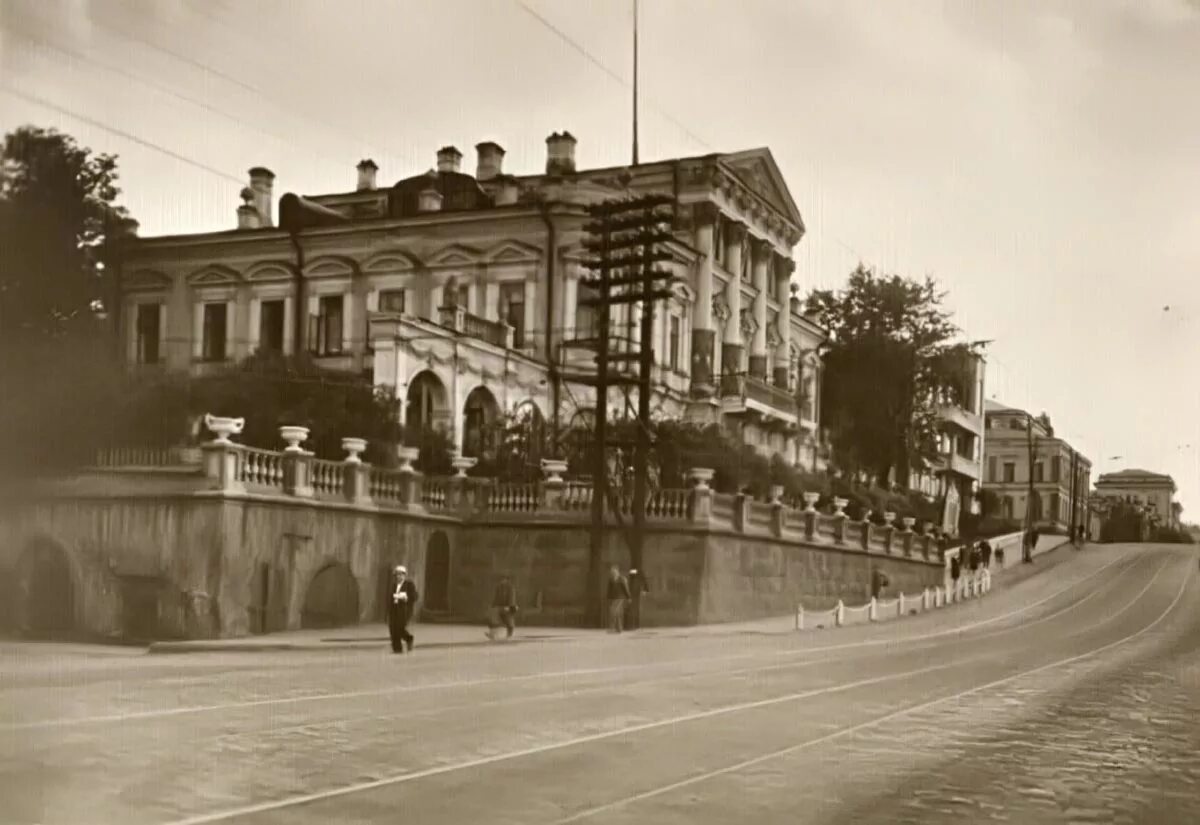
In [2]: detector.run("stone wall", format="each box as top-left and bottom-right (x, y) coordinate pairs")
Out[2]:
(0, 455), (946, 640)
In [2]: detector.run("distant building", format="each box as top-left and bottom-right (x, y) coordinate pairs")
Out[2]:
(908, 351), (987, 525)
(982, 400), (1091, 533)
(118, 135), (826, 468)
(1094, 469), (1178, 529)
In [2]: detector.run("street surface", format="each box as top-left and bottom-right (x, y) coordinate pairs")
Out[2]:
(2, 543), (1198, 825)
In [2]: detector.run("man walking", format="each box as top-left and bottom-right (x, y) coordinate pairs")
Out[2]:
(388, 564), (419, 654)
(487, 574), (519, 641)
(606, 565), (631, 634)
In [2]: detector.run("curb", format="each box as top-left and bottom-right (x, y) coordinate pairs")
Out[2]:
(146, 632), (585, 655)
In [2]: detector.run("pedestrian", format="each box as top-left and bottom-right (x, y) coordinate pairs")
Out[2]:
(980, 540), (993, 568)
(871, 568), (890, 600)
(628, 567), (650, 630)
(995, 545), (1006, 567)
(950, 553), (962, 583)
(388, 564), (419, 654)
(969, 542), (981, 573)
(606, 565), (631, 634)
(486, 574), (519, 641)
(937, 531), (949, 562)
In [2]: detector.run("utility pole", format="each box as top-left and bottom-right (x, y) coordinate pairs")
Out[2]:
(1024, 413), (1038, 563)
(576, 194), (675, 626)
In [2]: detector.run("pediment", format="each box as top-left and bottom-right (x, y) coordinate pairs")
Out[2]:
(363, 252), (420, 275)
(245, 261), (294, 282)
(304, 256), (354, 279)
(126, 269), (171, 291)
(428, 244), (483, 268)
(720, 148), (805, 233)
(485, 240), (541, 265)
(186, 264), (241, 286)
(671, 280), (696, 303)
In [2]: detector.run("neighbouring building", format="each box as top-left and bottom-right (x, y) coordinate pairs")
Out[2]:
(1093, 468), (1178, 529)
(908, 351), (988, 527)
(982, 400), (1091, 534)
(117, 135), (827, 471)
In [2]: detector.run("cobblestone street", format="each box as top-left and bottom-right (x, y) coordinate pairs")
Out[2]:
(2, 543), (1197, 825)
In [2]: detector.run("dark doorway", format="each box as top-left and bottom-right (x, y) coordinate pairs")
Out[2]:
(425, 532), (451, 612)
(120, 576), (162, 640)
(19, 541), (75, 636)
(301, 563), (360, 629)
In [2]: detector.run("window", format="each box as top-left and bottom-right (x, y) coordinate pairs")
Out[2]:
(500, 283), (525, 348)
(455, 284), (470, 311)
(378, 290), (405, 314)
(1051, 493), (1061, 520)
(1002, 497), (1014, 519)
(1003, 462), (1016, 483)
(310, 295), (344, 356)
(1033, 462), (1044, 483)
(1051, 457), (1061, 483)
(136, 304), (161, 364)
(259, 300), (285, 353)
(987, 456), (997, 483)
(576, 282), (598, 340)
(668, 315), (680, 370)
(201, 302), (227, 362)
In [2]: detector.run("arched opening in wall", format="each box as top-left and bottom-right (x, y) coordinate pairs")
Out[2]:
(424, 531), (451, 612)
(462, 386), (500, 460)
(301, 563), (360, 629)
(17, 539), (75, 637)
(406, 370), (450, 434)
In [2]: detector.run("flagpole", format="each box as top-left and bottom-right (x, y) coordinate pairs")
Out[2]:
(632, 0), (639, 165)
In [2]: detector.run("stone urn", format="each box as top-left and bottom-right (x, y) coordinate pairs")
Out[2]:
(802, 491), (820, 512)
(832, 497), (849, 515)
(688, 467), (715, 490)
(450, 454), (477, 478)
(341, 437), (367, 463)
(540, 459), (569, 483)
(769, 484), (785, 505)
(883, 511), (897, 525)
(395, 445), (420, 472)
(279, 425), (310, 453)
(902, 516), (916, 531)
(204, 413), (244, 445)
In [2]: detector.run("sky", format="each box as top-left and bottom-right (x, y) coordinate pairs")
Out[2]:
(2, 0), (1198, 514)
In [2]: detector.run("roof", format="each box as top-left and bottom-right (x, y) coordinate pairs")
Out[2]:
(1098, 469), (1174, 481)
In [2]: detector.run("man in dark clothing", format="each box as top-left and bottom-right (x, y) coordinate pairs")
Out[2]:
(606, 565), (631, 633)
(628, 568), (650, 630)
(937, 533), (950, 563)
(487, 575), (518, 641)
(388, 564), (419, 654)
(950, 554), (962, 582)
(968, 543), (981, 573)
(980, 540), (993, 568)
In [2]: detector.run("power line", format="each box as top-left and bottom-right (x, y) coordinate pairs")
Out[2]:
(0, 86), (244, 185)
(512, 0), (712, 152)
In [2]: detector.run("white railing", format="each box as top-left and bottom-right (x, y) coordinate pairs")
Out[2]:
(310, 459), (344, 497)
(369, 467), (406, 502)
(238, 446), (284, 490)
(794, 568), (992, 630)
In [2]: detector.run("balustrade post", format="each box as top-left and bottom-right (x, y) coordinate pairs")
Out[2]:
(860, 519), (872, 551)
(540, 459), (569, 510)
(343, 461), (372, 505)
(687, 468), (714, 526)
(770, 502), (786, 538)
(281, 451), (314, 498)
(201, 442), (244, 494)
(901, 517), (916, 557)
(398, 469), (424, 509)
(733, 493), (750, 532)
(920, 534), (933, 560)
(804, 511), (818, 541)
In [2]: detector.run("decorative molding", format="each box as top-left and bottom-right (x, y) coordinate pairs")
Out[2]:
(671, 280), (697, 303)
(427, 244), (483, 268)
(125, 269), (171, 291)
(245, 261), (294, 282)
(304, 256), (354, 279)
(186, 264), (241, 286)
(766, 324), (782, 348)
(712, 295), (731, 323)
(740, 308), (758, 338)
(484, 240), (542, 265)
(362, 251), (421, 275)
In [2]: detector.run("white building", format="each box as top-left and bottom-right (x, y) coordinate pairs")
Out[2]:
(119, 134), (826, 467)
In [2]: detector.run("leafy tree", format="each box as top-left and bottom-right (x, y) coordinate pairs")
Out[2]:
(0, 126), (135, 344)
(805, 264), (983, 488)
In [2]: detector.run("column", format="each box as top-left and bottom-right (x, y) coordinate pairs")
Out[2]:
(689, 202), (718, 395)
(562, 269), (578, 341)
(282, 296), (295, 355)
(749, 239), (771, 380)
(124, 300), (139, 363)
(248, 296), (262, 353)
(721, 221), (747, 383)
(774, 256), (794, 388)
(191, 302), (204, 360)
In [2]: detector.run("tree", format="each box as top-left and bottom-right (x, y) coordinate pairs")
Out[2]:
(805, 264), (982, 489)
(0, 126), (135, 344)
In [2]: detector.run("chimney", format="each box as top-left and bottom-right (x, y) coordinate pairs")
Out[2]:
(494, 175), (520, 206)
(356, 159), (378, 191)
(248, 167), (275, 227)
(237, 187), (261, 230)
(436, 146), (462, 174)
(545, 131), (577, 175)
(475, 141), (505, 181)
(418, 175), (444, 212)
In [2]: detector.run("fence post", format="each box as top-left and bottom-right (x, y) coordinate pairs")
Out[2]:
(899, 592), (906, 616)
(795, 604), (804, 631)
(868, 597), (877, 622)
(835, 600), (845, 627)
(201, 442), (244, 494)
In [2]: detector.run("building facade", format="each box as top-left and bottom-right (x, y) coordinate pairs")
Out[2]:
(906, 352), (987, 527)
(982, 400), (1091, 533)
(118, 135), (826, 470)
(1093, 469), (1178, 529)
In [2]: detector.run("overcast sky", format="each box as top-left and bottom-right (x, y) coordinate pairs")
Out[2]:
(2, 0), (1198, 513)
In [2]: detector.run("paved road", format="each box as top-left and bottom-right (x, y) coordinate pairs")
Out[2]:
(2, 543), (1197, 825)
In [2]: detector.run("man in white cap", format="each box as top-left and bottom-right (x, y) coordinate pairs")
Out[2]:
(388, 564), (419, 653)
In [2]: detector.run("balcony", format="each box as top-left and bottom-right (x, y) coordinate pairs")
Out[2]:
(937, 451), (981, 480)
(936, 404), (982, 435)
(720, 373), (798, 425)
(439, 305), (513, 349)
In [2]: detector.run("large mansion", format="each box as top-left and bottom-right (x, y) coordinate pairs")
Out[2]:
(118, 134), (827, 468)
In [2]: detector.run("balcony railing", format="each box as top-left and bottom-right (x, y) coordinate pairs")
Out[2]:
(720, 373), (798, 418)
(936, 404), (982, 435)
(938, 451), (981, 479)
(438, 305), (513, 349)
